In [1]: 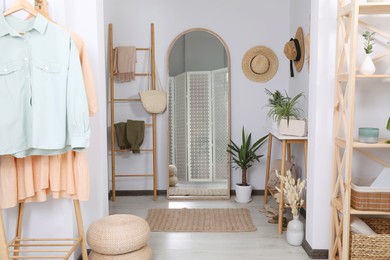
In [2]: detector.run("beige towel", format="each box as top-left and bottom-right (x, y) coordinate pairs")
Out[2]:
(114, 46), (137, 82)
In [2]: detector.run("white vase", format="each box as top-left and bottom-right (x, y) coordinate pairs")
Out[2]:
(359, 54), (376, 75)
(234, 184), (252, 203)
(287, 215), (304, 246)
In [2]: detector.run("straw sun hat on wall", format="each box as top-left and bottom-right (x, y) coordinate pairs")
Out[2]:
(242, 46), (278, 83)
(284, 27), (305, 77)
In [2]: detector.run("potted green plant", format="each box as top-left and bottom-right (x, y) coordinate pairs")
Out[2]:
(265, 90), (307, 136)
(359, 31), (376, 75)
(265, 88), (287, 130)
(227, 127), (268, 203)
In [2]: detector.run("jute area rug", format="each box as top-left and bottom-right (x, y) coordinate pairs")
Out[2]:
(146, 208), (257, 232)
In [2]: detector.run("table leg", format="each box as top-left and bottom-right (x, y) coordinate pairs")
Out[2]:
(263, 134), (273, 206)
(287, 143), (292, 162)
(279, 140), (287, 234)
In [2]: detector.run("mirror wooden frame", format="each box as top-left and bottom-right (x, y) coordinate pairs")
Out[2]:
(166, 28), (231, 200)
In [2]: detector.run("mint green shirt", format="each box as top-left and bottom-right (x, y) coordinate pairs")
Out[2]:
(0, 13), (90, 158)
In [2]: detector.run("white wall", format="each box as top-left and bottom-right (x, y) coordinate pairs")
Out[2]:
(306, 0), (337, 250)
(1, 0), (108, 258)
(286, 0), (311, 183)
(104, 0), (290, 192)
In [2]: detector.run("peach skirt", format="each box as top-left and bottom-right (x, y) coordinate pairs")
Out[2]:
(0, 151), (89, 209)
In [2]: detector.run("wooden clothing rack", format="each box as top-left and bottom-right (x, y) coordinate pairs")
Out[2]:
(0, 1), (88, 259)
(0, 201), (88, 260)
(109, 23), (158, 201)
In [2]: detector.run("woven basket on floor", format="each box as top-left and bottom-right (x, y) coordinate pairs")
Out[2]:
(87, 214), (150, 255)
(350, 218), (390, 260)
(89, 245), (152, 260)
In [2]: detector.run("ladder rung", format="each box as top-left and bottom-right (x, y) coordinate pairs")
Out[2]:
(115, 148), (153, 152)
(135, 73), (149, 76)
(113, 98), (141, 102)
(115, 174), (153, 177)
(112, 48), (150, 51)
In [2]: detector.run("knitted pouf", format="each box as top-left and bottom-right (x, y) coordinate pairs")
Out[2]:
(89, 245), (152, 260)
(87, 214), (150, 255)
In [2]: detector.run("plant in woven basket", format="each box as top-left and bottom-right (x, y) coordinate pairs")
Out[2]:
(275, 170), (305, 216)
(226, 127), (267, 186)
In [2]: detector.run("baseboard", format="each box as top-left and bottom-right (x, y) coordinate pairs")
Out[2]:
(109, 190), (167, 199)
(109, 189), (265, 199)
(302, 239), (328, 259)
(231, 189), (265, 196)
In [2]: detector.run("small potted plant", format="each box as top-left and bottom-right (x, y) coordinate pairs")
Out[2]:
(359, 31), (376, 75)
(265, 88), (287, 130)
(227, 127), (268, 203)
(265, 90), (307, 136)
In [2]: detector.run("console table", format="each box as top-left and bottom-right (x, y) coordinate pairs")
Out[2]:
(263, 130), (308, 234)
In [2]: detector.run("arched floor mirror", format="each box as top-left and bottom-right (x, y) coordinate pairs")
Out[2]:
(166, 28), (231, 199)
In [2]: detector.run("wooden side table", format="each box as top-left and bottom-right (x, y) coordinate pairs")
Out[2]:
(263, 130), (308, 234)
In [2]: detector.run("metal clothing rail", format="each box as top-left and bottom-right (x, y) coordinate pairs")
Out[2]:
(109, 23), (158, 201)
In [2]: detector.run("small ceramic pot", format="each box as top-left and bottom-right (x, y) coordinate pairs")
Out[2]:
(358, 127), (379, 143)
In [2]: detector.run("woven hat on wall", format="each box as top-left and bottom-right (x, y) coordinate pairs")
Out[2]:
(242, 46), (278, 83)
(284, 27), (305, 77)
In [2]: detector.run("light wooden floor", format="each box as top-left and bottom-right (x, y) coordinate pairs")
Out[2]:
(109, 195), (310, 260)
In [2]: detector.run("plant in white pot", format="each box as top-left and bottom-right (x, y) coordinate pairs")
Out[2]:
(266, 91), (307, 137)
(359, 31), (376, 75)
(227, 128), (267, 203)
(265, 88), (286, 130)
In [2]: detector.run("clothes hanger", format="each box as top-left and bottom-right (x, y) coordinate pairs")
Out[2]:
(34, 0), (49, 19)
(3, 0), (38, 17)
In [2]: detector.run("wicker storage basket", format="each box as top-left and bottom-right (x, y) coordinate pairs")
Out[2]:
(351, 183), (390, 211)
(350, 218), (390, 260)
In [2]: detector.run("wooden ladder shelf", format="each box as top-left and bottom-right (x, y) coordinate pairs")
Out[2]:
(109, 23), (158, 201)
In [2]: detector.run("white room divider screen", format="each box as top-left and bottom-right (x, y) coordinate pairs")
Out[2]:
(169, 68), (228, 182)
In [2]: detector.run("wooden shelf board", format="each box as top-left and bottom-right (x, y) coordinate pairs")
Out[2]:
(351, 208), (390, 215)
(359, 3), (390, 14)
(354, 138), (390, 148)
(338, 73), (390, 81)
(335, 137), (390, 148)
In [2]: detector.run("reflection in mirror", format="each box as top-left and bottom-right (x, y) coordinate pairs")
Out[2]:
(167, 29), (230, 199)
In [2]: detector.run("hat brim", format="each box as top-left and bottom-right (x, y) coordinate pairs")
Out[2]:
(294, 27), (305, 72)
(242, 46), (278, 83)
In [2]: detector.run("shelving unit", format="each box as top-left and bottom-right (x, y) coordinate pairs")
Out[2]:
(109, 23), (158, 201)
(330, 1), (390, 259)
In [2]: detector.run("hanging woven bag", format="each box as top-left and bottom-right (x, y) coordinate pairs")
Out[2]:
(139, 52), (167, 114)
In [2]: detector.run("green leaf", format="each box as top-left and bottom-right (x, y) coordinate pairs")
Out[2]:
(387, 117), (390, 131)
